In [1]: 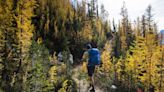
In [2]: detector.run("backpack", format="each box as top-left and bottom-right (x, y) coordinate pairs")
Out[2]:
(88, 48), (101, 66)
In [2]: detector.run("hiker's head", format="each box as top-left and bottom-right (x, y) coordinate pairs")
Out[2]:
(86, 44), (92, 50)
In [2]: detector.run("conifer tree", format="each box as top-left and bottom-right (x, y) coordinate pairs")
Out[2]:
(13, 0), (36, 91)
(119, 2), (128, 56)
(145, 5), (154, 33)
(141, 15), (146, 37)
(125, 35), (162, 91)
(119, 2), (134, 56)
(125, 36), (148, 86)
(101, 41), (113, 74)
(0, 0), (18, 91)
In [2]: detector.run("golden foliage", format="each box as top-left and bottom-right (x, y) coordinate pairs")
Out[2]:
(100, 41), (113, 74)
(124, 35), (163, 91)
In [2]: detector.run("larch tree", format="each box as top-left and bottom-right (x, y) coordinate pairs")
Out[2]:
(14, 0), (36, 91)
(98, 41), (114, 89)
(0, 0), (19, 91)
(101, 41), (113, 75)
(125, 36), (148, 88)
(125, 34), (162, 91)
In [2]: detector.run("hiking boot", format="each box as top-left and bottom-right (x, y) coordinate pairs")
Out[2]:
(90, 88), (95, 92)
(88, 85), (92, 90)
(90, 85), (95, 92)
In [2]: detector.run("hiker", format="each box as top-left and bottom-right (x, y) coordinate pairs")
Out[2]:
(69, 53), (74, 65)
(81, 44), (101, 91)
(57, 52), (63, 62)
(57, 51), (74, 65)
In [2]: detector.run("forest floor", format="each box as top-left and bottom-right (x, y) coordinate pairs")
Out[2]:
(72, 65), (104, 92)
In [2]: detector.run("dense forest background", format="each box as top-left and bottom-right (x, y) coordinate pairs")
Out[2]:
(0, 0), (163, 92)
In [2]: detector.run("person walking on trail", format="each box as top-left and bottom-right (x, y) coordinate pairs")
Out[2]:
(81, 44), (101, 92)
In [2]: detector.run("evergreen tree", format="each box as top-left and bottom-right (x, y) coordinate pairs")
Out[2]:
(145, 5), (154, 33)
(141, 15), (146, 37)
(119, 2), (128, 56)
(0, 0), (18, 91)
(119, 2), (134, 57)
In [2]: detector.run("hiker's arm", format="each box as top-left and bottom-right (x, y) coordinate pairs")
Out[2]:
(81, 51), (88, 62)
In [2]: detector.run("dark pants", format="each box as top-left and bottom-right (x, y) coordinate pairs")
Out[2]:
(87, 65), (95, 77)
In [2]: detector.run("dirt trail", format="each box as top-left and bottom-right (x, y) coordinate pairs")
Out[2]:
(72, 65), (104, 92)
